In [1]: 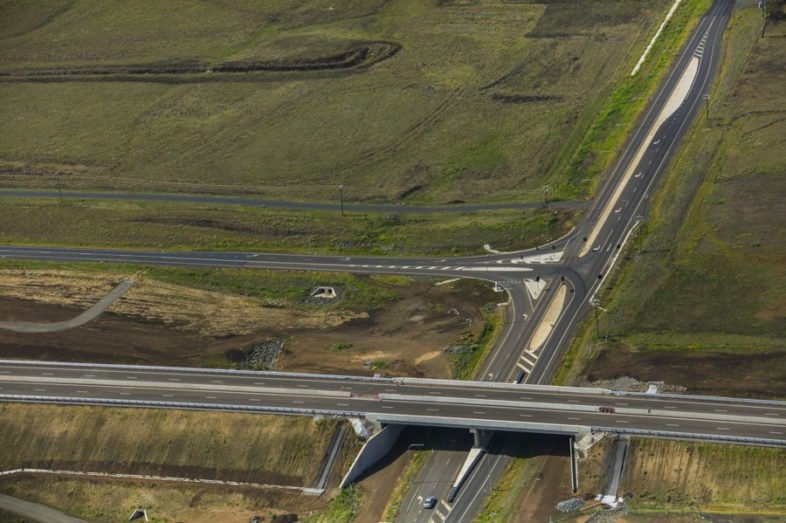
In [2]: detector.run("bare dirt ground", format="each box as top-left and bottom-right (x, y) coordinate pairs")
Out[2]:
(507, 436), (573, 522)
(0, 270), (492, 378)
(582, 344), (786, 398)
(0, 269), (495, 519)
(0, 476), (328, 523)
(352, 430), (421, 523)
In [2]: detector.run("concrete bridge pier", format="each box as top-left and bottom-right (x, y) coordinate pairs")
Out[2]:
(569, 435), (579, 493)
(447, 428), (491, 502)
(469, 428), (493, 449)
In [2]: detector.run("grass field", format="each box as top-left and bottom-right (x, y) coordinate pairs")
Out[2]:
(0, 477), (330, 522)
(0, 403), (364, 521)
(0, 403), (350, 486)
(0, 196), (574, 255)
(621, 439), (786, 517)
(559, 6), (786, 398)
(0, 0), (673, 204)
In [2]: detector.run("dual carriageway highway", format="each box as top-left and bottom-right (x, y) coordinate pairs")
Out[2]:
(1, 360), (784, 446)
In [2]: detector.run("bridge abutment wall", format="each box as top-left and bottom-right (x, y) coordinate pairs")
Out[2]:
(339, 424), (404, 488)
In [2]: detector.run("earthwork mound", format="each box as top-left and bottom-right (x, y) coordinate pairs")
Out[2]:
(0, 40), (401, 82)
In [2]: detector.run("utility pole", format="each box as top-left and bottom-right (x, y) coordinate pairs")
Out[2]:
(638, 225), (644, 254)
(338, 184), (344, 217)
(591, 298), (607, 340)
(703, 94), (710, 123)
(56, 171), (63, 203)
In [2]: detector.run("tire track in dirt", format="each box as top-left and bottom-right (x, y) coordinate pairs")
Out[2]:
(0, 42), (401, 82)
(339, 88), (464, 175)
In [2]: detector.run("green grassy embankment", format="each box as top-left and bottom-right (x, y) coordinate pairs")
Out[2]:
(0, 403), (363, 521)
(303, 485), (362, 523)
(0, 197), (574, 256)
(0, 0), (668, 204)
(558, 6), (786, 399)
(555, 0), (713, 198)
(474, 439), (542, 522)
(451, 311), (501, 380)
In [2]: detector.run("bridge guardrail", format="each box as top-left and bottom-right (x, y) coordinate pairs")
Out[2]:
(612, 389), (786, 407)
(0, 359), (395, 384)
(393, 376), (608, 395)
(593, 426), (786, 448)
(0, 393), (362, 418)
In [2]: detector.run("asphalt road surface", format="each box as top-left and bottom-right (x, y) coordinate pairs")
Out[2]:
(1, 360), (783, 446)
(0, 494), (84, 523)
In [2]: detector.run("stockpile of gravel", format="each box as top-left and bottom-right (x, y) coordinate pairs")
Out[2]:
(247, 338), (285, 369)
(556, 498), (585, 512)
(584, 376), (687, 393)
(225, 338), (285, 370)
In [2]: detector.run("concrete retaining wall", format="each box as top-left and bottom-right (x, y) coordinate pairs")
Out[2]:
(339, 424), (404, 488)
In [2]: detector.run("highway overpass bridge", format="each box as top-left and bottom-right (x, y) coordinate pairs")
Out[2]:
(1, 360), (784, 448)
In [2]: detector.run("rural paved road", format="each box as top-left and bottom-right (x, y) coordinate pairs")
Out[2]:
(0, 493), (84, 523)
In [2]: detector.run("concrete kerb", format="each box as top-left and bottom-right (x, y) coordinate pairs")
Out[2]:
(468, 226), (578, 258)
(448, 446), (486, 502)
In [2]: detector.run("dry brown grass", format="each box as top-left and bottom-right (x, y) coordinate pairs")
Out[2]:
(0, 476), (328, 523)
(0, 403), (344, 486)
(621, 439), (786, 515)
(0, 269), (363, 336)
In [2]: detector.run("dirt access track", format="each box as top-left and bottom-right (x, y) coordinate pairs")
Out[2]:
(0, 269), (496, 378)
